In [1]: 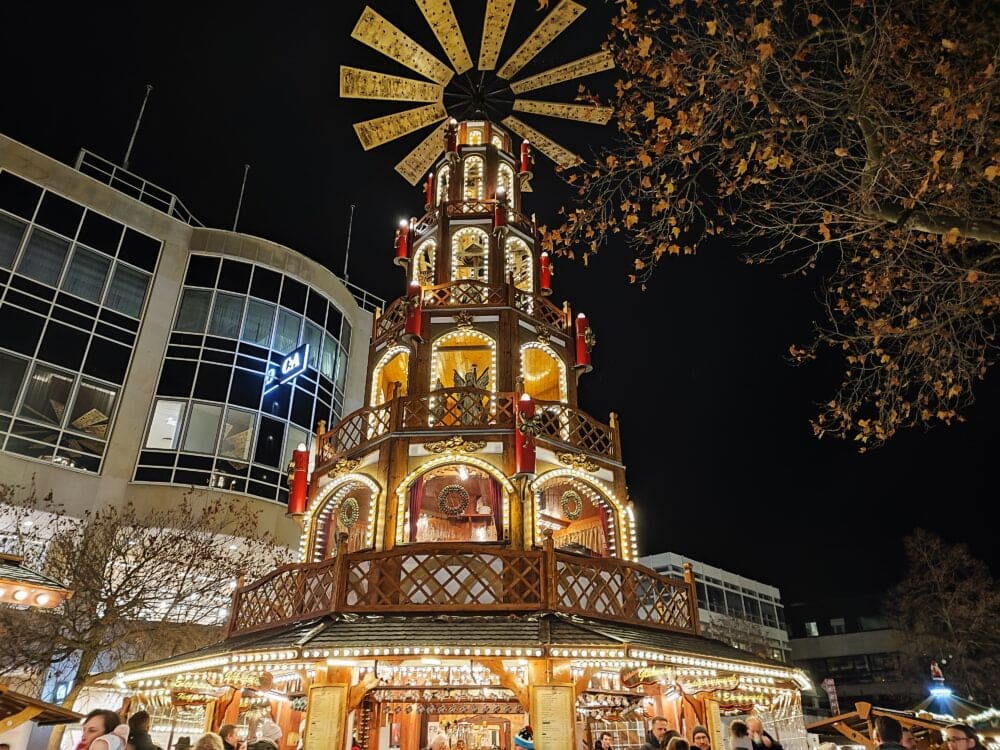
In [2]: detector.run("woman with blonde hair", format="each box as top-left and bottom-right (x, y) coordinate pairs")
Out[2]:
(192, 735), (224, 750)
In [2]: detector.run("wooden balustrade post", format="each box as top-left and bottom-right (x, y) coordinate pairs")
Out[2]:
(391, 382), (404, 431)
(609, 412), (622, 462)
(330, 533), (350, 612)
(543, 529), (557, 610)
(224, 573), (246, 637)
(683, 561), (701, 635)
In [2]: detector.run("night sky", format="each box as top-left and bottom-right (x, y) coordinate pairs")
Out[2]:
(2, 1), (996, 604)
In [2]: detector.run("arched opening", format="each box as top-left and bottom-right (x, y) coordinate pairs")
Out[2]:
(405, 462), (504, 543)
(463, 156), (485, 201)
(491, 134), (505, 151)
(430, 329), (497, 426)
(451, 227), (489, 302)
(307, 479), (377, 560)
(535, 477), (617, 557)
(370, 346), (409, 407)
(505, 237), (533, 293)
(436, 164), (450, 205)
(412, 239), (437, 286)
(519, 343), (566, 403)
(497, 163), (515, 201)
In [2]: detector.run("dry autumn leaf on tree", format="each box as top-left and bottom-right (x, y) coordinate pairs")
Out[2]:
(542, 0), (1000, 450)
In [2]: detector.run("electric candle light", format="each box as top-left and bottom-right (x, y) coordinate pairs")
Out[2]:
(403, 280), (423, 343)
(515, 393), (536, 475)
(394, 218), (410, 266)
(445, 118), (458, 153)
(520, 140), (531, 173)
(575, 312), (592, 370)
(287, 443), (310, 516)
(539, 252), (551, 295)
(425, 172), (434, 209)
(493, 187), (507, 229)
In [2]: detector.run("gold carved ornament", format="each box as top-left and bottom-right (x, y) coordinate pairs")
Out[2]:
(584, 326), (597, 352)
(556, 452), (599, 472)
(423, 436), (486, 453)
(454, 311), (474, 329)
(331, 458), (362, 477)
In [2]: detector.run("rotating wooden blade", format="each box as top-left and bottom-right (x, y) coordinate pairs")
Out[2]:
(354, 103), (448, 151)
(395, 121), (450, 185)
(496, 0), (586, 81)
(416, 0), (472, 75)
(502, 116), (582, 167)
(340, 66), (443, 102)
(352, 7), (454, 85)
(510, 50), (615, 94)
(478, 0), (516, 71)
(513, 99), (613, 125)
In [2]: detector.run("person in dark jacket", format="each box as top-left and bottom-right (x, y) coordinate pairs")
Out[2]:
(691, 726), (711, 750)
(641, 717), (672, 750)
(218, 725), (242, 750)
(746, 718), (782, 750)
(128, 712), (163, 750)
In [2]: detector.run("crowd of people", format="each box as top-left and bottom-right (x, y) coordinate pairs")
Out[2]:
(71, 709), (285, 750)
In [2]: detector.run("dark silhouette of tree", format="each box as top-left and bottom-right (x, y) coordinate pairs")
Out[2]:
(887, 529), (1000, 705)
(545, 0), (999, 449)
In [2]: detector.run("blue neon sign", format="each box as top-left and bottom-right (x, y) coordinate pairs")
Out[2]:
(264, 343), (309, 395)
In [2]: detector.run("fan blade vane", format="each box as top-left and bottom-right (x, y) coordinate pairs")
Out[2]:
(502, 116), (582, 167)
(340, 66), (443, 102)
(496, 0), (586, 80)
(510, 50), (614, 94)
(354, 103), (448, 151)
(352, 7), (454, 85)
(514, 99), (613, 125)
(416, 0), (473, 75)
(478, 0), (516, 71)
(395, 121), (450, 185)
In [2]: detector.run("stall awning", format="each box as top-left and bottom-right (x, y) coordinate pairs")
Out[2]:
(0, 684), (82, 728)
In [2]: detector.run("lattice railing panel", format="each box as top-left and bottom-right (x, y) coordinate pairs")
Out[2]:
(343, 548), (545, 610)
(515, 293), (567, 331)
(555, 556), (695, 632)
(534, 403), (616, 458)
(229, 560), (339, 634)
(316, 405), (392, 466)
(423, 281), (507, 306)
(375, 298), (407, 341)
(401, 389), (517, 430)
(447, 199), (493, 215)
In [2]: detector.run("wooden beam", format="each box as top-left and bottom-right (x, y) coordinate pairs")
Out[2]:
(832, 721), (872, 748)
(1, 706), (43, 731)
(474, 657), (528, 709)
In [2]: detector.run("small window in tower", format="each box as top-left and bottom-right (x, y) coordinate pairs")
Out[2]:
(436, 165), (450, 205)
(467, 128), (483, 145)
(451, 228), (489, 302)
(505, 237), (532, 292)
(463, 156), (485, 201)
(498, 164), (515, 200)
(491, 134), (505, 151)
(412, 240), (437, 286)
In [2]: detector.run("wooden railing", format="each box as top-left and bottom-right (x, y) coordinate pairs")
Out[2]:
(226, 538), (697, 637)
(315, 390), (617, 467)
(372, 284), (569, 348)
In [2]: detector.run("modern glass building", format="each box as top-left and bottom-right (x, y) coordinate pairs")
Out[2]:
(0, 132), (379, 544)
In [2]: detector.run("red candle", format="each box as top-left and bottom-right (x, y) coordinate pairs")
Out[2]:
(575, 312), (591, 370)
(287, 444), (310, 516)
(394, 218), (409, 266)
(425, 172), (434, 208)
(493, 187), (507, 228)
(515, 393), (536, 475)
(445, 118), (458, 153)
(404, 280), (423, 342)
(539, 252), (551, 294)
(520, 140), (531, 173)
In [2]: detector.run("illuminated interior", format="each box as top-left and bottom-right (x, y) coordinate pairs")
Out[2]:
(371, 347), (410, 407)
(407, 463), (503, 543)
(520, 343), (566, 403)
(505, 237), (532, 293)
(412, 239), (437, 286)
(537, 479), (614, 557)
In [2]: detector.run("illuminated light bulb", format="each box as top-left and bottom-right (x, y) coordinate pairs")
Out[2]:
(13, 589), (29, 601)
(35, 593), (50, 606)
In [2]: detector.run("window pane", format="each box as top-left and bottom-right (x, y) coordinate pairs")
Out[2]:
(17, 228), (70, 285)
(241, 299), (275, 346)
(303, 322), (322, 368)
(67, 380), (117, 437)
(219, 408), (255, 460)
(62, 246), (110, 302)
(0, 351), (29, 412)
(273, 309), (301, 352)
(104, 265), (149, 317)
(146, 399), (186, 449)
(19, 364), (74, 425)
(183, 403), (222, 453)
(208, 292), (245, 338)
(175, 288), (212, 332)
(0, 213), (27, 268)
(335, 344), (348, 392)
(320, 334), (337, 379)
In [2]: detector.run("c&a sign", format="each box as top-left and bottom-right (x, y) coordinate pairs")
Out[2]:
(264, 343), (309, 395)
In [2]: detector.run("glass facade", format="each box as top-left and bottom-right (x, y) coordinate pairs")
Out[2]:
(0, 170), (160, 472)
(134, 254), (352, 503)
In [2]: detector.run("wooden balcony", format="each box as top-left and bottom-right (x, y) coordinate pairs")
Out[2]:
(372, 283), (568, 348)
(314, 389), (619, 470)
(226, 539), (698, 638)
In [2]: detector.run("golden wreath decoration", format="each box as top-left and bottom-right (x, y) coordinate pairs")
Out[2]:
(560, 490), (585, 521)
(339, 497), (360, 528)
(438, 484), (470, 516)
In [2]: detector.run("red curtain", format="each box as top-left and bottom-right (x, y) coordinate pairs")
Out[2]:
(489, 477), (503, 540)
(597, 502), (610, 557)
(408, 477), (424, 541)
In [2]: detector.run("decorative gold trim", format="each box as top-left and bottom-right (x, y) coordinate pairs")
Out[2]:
(454, 311), (474, 329)
(423, 436), (487, 454)
(536, 330), (550, 345)
(331, 458), (362, 477)
(556, 452), (600, 472)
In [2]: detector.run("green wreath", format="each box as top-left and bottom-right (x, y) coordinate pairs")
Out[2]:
(437, 484), (470, 516)
(339, 497), (360, 528)
(560, 490), (584, 521)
